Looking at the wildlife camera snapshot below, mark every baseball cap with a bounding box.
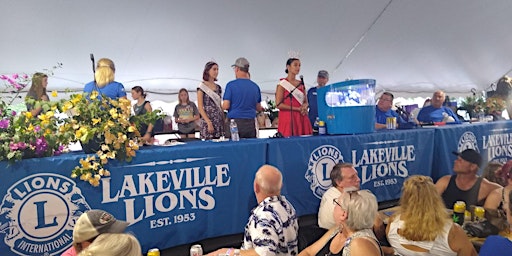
[452,149,482,167]
[317,70,329,79]
[231,57,250,72]
[73,210,129,243]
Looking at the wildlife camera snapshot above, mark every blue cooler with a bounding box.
[317,79,376,134]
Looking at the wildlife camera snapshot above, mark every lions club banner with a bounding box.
[0,141,265,255]
[267,129,435,216]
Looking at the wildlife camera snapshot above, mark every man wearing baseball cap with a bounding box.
[307,70,329,128]
[61,209,129,256]
[435,149,502,209]
[222,57,263,138]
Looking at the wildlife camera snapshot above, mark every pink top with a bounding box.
[61,246,77,256]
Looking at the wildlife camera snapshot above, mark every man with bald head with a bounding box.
[417,90,461,124]
[209,165,298,256]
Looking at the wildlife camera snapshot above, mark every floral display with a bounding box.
[0,72,68,162]
[58,91,162,186]
[0,66,162,187]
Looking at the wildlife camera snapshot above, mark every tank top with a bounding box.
[387,215,456,256]
[442,176,482,208]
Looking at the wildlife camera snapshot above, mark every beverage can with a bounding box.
[147,248,160,256]
[452,201,466,225]
[318,121,326,135]
[386,117,397,129]
[474,206,485,221]
[190,244,203,256]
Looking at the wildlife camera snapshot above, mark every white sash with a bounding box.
[198,82,222,111]
[279,79,304,104]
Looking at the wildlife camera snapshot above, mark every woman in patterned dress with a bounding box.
[197,61,225,140]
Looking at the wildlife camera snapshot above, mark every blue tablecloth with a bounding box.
[267,129,434,216]
[432,121,512,180]
[0,121,511,255]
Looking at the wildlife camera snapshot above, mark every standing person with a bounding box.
[374,92,406,129]
[173,88,200,139]
[222,57,263,138]
[417,90,460,124]
[386,175,477,256]
[25,72,49,116]
[307,70,329,126]
[131,86,154,144]
[435,149,502,208]
[208,165,299,255]
[60,209,129,256]
[276,58,312,137]
[197,61,225,140]
[84,58,127,100]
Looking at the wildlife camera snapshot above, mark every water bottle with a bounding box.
[318,120,326,135]
[230,119,240,141]
[313,117,319,135]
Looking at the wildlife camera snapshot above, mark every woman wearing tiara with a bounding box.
[197,61,225,140]
[275,58,312,137]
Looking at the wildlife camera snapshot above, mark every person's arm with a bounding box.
[483,188,502,209]
[298,227,335,256]
[222,100,231,111]
[434,176,450,195]
[142,102,154,141]
[447,223,478,256]
[191,102,200,121]
[197,90,211,123]
[375,123,387,129]
[30,94,49,116]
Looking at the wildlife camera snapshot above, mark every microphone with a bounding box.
[300,75,304,86]
[90,53,95,73]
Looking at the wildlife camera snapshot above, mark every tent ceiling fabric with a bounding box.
[2,0,512,100]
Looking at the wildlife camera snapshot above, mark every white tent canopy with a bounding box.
[2,0,512,103]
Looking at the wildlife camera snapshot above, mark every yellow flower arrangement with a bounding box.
[59,91,161,186]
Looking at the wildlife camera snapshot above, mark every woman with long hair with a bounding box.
[484,160,512,231]
[386,175,476,256]
[299,189,382,256]
[173,88,199,138]
[131,86,154,144]
[275,58,312,137]
[480,190,512,255]
[83,58,127,100]
[197,61,224,140]
[25,72,49,116]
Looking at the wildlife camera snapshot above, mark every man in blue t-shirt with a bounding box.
[417,90,461,124]
[223,57,263,138]
[307,70,329,128]
[375,92,406,129]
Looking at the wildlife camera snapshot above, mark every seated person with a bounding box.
[484,160,512,231]
[387,175,477,256]
[299,189,382,256]
[317,163,389,253]
[61,209,129,256]
[78,233,142,256]
[480,190,512,255]
[208,165,298,255]
[374,92,406,129]
[435,149,502,209]
[417,90,461,123]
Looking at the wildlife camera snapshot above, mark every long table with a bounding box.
[0,121,510,255]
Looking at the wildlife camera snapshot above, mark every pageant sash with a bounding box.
[198,82,222,111]
[279,79,304,104]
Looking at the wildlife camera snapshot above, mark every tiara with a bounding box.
[288,50,301,59]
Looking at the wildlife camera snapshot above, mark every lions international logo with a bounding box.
[305,145,344,199]
[0,173,91,255]
[458,131,479,152]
